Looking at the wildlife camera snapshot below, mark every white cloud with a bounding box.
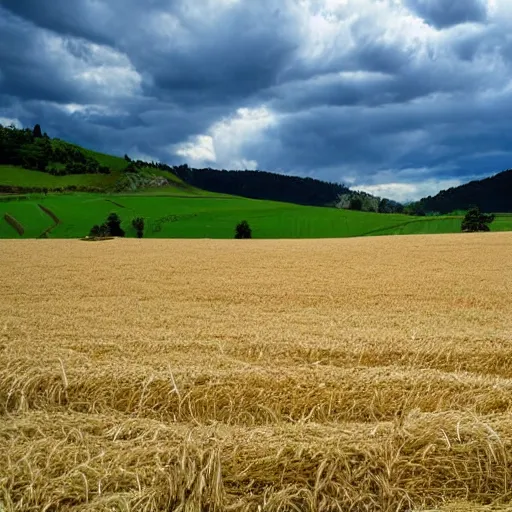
[175,135,216,164]
[173,106,276,169]
[355,178,462,202]
[56,103,126,117]
[0,117,22,128]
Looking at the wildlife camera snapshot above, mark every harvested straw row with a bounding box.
[2,360,512,424]
[1,410,511,511]
[3,329,512,381]
[224,338,512,379]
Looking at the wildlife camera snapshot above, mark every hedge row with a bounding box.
[4,213,24,236]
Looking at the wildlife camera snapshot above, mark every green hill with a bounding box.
[0,123,202,196]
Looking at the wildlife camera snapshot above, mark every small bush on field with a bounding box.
[132,217,145,238]
[235,220,252,239]
[89,224,109,237]
[461,207,495,232]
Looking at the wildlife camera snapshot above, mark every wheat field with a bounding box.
[1,234,512,511]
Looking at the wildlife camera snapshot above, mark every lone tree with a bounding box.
[461,207,495,232]
[106,213,125,237]
[132,217,145,238]
[235,220,252,239]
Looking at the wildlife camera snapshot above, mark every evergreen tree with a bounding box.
[33,124,43,139]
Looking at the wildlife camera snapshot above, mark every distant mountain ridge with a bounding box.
[416,169,512,214]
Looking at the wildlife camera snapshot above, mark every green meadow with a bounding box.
[2,190,511,239]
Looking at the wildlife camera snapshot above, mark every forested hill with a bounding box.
[0,123,352,206]
[172,166,350,207]
[416,169,512,214]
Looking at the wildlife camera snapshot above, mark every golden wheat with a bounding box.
[1,234,511,511]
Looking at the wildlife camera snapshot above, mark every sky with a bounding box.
[0,0,511,202]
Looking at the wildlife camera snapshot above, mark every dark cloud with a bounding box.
[0,9,78,103]
[404,0,488,29]
[0,0,123,46]
[0,0,510,201]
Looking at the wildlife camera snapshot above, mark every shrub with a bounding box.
[89,225,101,237]
[89,223,110,238]
[235,220,252,239]
[132,217,145,238]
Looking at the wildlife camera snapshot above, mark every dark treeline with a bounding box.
[174,167,351,207]
[0,124,109,175]
[0,124,52,170]
[127,156,350,207]
[415,169,512,214]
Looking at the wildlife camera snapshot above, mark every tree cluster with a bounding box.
[461,207,495,232]
[337,191,404,214]
[89,213,126,238]
[49,142,110,175]
[0,123,110,175]
[89,214,146,238]
[0,124,52,170]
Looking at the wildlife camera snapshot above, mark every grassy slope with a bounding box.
[3,192,511,239]
[0,163,206,194]
[0,165,117,188]
[1,142,199,192]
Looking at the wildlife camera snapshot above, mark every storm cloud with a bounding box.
[0,0,510,201]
